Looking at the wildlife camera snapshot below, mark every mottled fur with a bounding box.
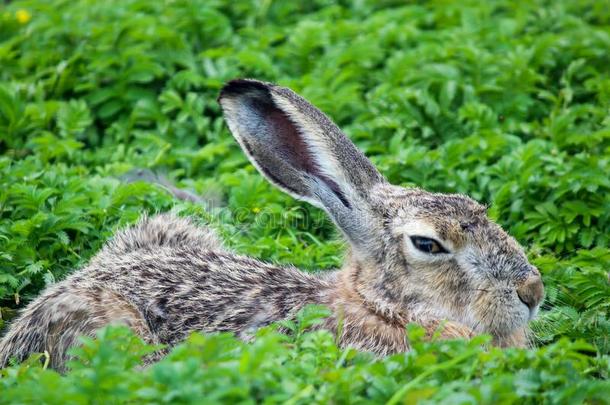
[0,80,543,371]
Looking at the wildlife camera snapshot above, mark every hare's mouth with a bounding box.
[469,288,533,339]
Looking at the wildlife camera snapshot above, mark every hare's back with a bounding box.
[77,245,332,344]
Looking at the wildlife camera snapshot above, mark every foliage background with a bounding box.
[0,0,608,403]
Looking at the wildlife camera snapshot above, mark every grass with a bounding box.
[0,0,609,403]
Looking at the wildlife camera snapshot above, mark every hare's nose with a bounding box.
[516,271,544,311]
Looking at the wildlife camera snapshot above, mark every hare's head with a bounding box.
[219,79,543,345]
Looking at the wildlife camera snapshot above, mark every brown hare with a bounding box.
[0,79,544,371]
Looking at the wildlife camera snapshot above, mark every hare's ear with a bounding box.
[219,79,385,245]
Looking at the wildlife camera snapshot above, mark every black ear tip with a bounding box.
[218,79,272,102]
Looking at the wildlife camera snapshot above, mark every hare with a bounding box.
[0,79,544,371]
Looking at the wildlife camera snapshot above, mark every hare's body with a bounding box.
[1,80,543,371]
[0,216,325,370]
[0,215,446,370]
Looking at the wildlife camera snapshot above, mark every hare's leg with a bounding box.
[0,287,157,372]
[45,287,160,371]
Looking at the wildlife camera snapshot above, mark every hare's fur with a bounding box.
[0,80,542,371]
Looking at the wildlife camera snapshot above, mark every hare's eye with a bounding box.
[410,236,448,254]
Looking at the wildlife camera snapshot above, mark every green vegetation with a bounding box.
[0,0,608,403]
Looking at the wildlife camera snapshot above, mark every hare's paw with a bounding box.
[421,319,475,341]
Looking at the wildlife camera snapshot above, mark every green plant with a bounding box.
[0,0,608,402]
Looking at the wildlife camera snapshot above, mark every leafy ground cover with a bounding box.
[0,0,608,403]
